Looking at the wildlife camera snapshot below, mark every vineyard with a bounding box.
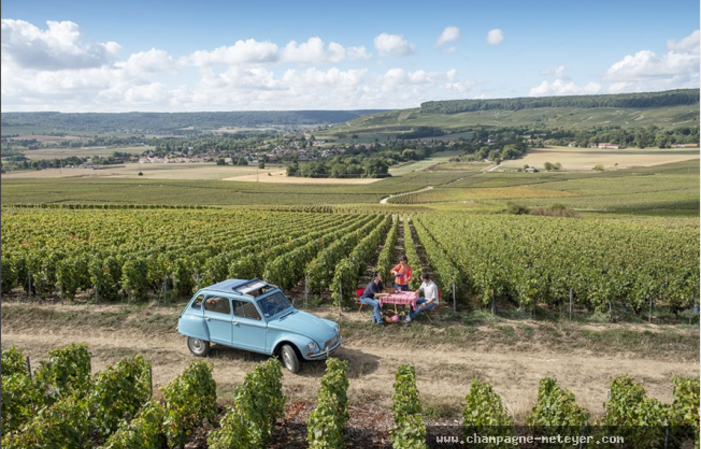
[412,213,700,316]
[2,207,698,320]
[2,346,698,448]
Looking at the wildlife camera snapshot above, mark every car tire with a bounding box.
[187,337,210,357]
[280,344,300,374]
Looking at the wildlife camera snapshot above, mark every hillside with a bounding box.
[0,110,387,135]
[316,89,700,142]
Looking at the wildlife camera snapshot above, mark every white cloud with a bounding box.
[486,29,504,45]
[1,18,480,111]
[442,47,456,54]
[374,33,416,57]
[528,80,601,96]
[541,65,570,80]
[117,48,176,76]
[1,19,121,70]
[184,39,279,66]
[436,26,460,46]
[604,30,699,92]
[666,30,700,53]
[281,37,369,63]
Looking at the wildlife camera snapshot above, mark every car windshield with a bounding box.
[257,291,292,318]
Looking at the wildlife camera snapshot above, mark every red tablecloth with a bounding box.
[379,291,418,309]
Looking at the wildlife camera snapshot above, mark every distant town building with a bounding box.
[598,143,622,149]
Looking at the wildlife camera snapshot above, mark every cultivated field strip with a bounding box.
[414,213,699,314]
[0,208,380,301]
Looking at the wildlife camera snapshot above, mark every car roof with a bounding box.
[203,279,249,294]
[202,278,276,296]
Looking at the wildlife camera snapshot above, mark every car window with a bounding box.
[257,291,291,317]
[233,300,262,320]
[204,296,231,315]
[191,294,205,310]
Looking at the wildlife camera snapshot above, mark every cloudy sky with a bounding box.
[1,0,699,112]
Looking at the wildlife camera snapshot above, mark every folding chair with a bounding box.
[424,291,442,324]
[355,289,366,312]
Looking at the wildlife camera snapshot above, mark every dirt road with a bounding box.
[3,303,697,421]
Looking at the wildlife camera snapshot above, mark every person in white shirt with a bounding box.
[405,272,439,322]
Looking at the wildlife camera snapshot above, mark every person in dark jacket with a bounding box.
[360,271,388,324]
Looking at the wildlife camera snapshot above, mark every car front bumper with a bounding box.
[306,335,342,359]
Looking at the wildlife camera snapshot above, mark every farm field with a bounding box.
[496,146,699,171]
[21,145,152,160]
[224,169,381,184]
[0,162,285,180]
[388,150,461,176]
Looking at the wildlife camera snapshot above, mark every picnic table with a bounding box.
[379,290,418,311]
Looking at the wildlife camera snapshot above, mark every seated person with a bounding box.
[390,255,413,291]
[360,271,388,325]
[405,272,438,323]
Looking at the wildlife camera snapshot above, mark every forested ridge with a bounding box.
[0,110,387,133]
[421,89,700,114]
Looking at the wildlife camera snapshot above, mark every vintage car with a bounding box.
[177,278,341,373]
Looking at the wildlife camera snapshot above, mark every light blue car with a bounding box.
[177,278,342,373]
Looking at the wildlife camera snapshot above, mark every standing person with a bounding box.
[390,255,413,291]
[360,271,389,325]
[405,272,438,323]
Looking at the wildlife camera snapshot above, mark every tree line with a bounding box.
[420,89,700,114]
[0,110,387,134]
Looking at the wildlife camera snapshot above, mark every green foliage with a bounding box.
[669,378,700,443]
[330,215,391,306]
[597,376,670,447]
[307,358,350,449]
[412,216,461,293]
[89,255,123,301]
[1,254,18,294]
[120,258,148,299]
[526,378,590,427]
[1,397,91,449]
[391,365,427,449]
[402,216,422,290]
[375,216,399,284]
[414,213,699,314]
[1,346,28,377]
[305,215,384,293]
[35,343,92,404]
[171,258,195,296]
[99,402,165,449]
[462,380,513,432]
[161,360,217,448]
[1,374,44,437]
[208,358,285,449]
[89,355,152,439]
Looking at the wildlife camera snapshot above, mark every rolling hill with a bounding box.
[316,89,700,142]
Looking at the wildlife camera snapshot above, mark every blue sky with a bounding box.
[1,0,699,111]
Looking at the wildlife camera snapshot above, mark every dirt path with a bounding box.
[380,186,433,204]
[3,317,696,421]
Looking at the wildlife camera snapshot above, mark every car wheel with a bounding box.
[280,344,300,374]
[187,337,210,357]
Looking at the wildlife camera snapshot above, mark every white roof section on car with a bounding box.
[237,281,267,294]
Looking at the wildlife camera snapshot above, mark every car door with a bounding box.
[232,299,267,353]
[203,295,233,346]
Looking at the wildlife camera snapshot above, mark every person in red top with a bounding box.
[390,255,413,291]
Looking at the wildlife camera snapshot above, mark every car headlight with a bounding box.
[307,342,316,351]
[334,325,340,334]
